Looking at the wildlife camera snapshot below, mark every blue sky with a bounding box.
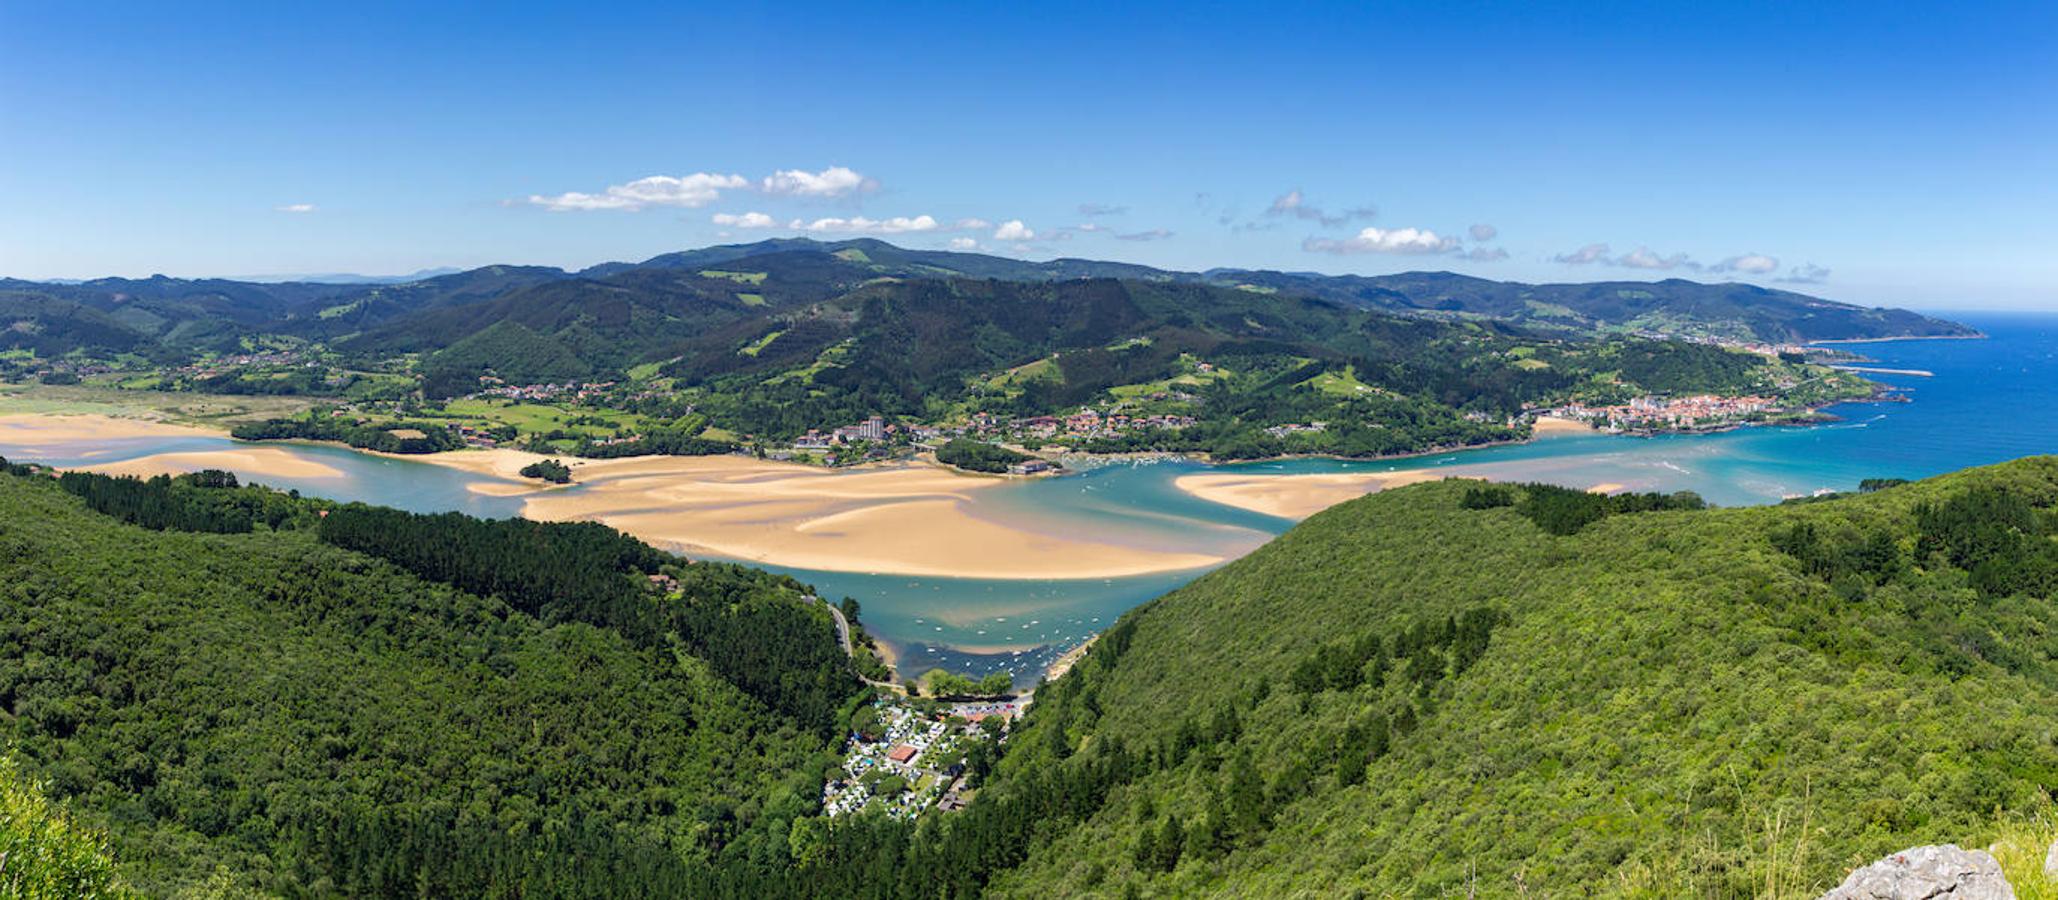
[2,1,2053,308]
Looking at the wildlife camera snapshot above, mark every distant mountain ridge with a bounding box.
[0,238,1976,363]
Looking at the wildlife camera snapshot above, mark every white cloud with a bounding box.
[1265,189,1375,227]
[1461,246,1509,262]
[1554,243,1611,265]
[529,173,747,211]
[952,217,991,231]
[759,166,877,199]
[1777,263,1832,284]
[1614,246,1699,271]
[948,237,980,250]
[275,203,316,214]
[1077,203,1128,217]
[1116,229,1174,242]
[791,214,940,234]
[1303,226,1460,255]
[993,220,1035,241]
[1468,223,1497,241]
[711,211,780,229]
[1712,253,1780,274]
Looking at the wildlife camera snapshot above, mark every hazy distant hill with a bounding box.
[0,239,1976,363]
[1204,268,1978,343]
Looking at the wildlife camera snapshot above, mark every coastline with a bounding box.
[1808,332,1987,346]
[0,415,1231,581]
[0,398,1864,575]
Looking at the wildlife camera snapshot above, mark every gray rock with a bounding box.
[2044,838,2058,881]
[1821,844,2014,899]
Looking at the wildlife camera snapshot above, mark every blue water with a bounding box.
[7,312,2055,683]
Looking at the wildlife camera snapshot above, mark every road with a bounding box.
[812,595,902,692]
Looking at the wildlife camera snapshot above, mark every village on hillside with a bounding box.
[823,695,1020,820]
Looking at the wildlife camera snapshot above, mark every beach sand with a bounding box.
[402,449,1228,579]
[0,414,1229,579]
[0,413,216,446]
[84,448,347,480]
[1531,415,1596,434]
[1173,470,1448,520]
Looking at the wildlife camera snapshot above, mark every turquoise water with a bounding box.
[7,312,2055,683]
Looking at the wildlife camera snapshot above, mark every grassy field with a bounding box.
[1306,364,1385,397]
[433,399,648,435]
[740,330,785,357]
[980,356,1058,391]
[0,383,318,427]
[698,269,767,285]
[1105,355,1232,401]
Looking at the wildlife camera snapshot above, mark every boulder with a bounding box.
[1821,844,2013,899]
[2044,837,2058,881]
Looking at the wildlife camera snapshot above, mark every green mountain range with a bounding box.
[1,239,1976,369]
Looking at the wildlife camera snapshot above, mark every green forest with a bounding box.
[14,454,2058,895]
[0,466,862,896]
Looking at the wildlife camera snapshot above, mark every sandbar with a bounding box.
[1174,470,1447,520]
[84,448,347,481]
[0,415,1230,579]
[405,448,1229,579]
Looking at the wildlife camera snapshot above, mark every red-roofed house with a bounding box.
[887,745,917,764]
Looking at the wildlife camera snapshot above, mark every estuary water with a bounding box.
[6,312,2055,684]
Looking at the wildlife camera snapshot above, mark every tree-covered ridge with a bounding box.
[0,471,860,896]
[931,460,2058,896]
[0,239,1972,371]
[57,468,313,533]
[228,415,465,453]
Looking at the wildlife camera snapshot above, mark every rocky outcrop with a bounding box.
[1821,844,2014,899]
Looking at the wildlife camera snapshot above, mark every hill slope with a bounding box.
[880,459,2058,897]
[1207,269,1980,343]
[0,469,859,896]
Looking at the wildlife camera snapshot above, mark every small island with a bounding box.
[518,458,573,484]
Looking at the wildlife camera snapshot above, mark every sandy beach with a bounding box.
[83,448,347,480]
[0,415,1229,579]
[1531,415,1596,434]
[391,448,1231,579]
[1173,470,1449,519]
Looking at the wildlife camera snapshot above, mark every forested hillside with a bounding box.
[0,468,861,896]
[661,274,1858,454]
[922,459,2058,896]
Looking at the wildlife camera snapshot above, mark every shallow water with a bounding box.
[7,312,2054,683]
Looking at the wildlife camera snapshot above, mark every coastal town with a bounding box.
[1542,394,1782,432]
